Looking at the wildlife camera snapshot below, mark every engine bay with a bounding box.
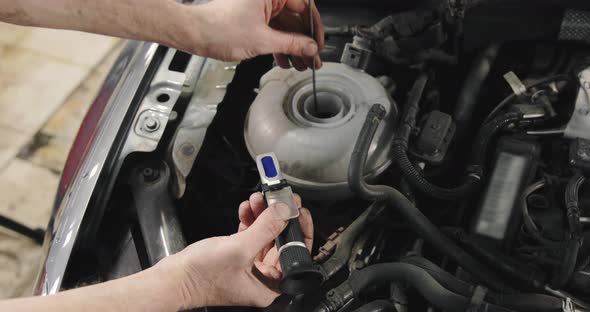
[58,1,590,311]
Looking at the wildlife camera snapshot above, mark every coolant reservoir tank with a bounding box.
[244,62,397,200]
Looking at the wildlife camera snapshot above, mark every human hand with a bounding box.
[177,0,324,70]
[156,192,314,309]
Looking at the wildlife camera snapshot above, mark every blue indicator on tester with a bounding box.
[261,156,278,178]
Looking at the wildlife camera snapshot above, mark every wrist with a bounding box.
[152,254,208,310]
[163,2,208,55]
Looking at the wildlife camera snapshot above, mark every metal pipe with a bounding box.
[130,162,187,265]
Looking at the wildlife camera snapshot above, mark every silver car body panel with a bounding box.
[35,41,159,295]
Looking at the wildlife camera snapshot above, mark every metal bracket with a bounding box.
[565,68,590,140]
[169,59,238,198]
[121,49,202,157]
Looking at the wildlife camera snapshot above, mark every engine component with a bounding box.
[393,72,481,200]
[472,137,540,247]
[559,10,590,44]
[453,45,500,140]
[129,162,187,266]
[565,67,590,140]
[314,263,509,312]
[352,300,395,312]
[256,153,323,295]
[319,202,383,279]
[341,36,376,71]
[349,104,506,290]
[569,138,590,171]
[553,172,586,288]
[409,110,455,164]
[244,62,397,200]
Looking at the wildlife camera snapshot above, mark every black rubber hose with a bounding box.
[352,300,396,312]
[454,44,501,138]
[471,111,523,167]
[393,72,482,200]
[444,227,546,290]
[0,214,44,245]
[349,104,507,291]
[402,256,563,312]
[552,173,586,288]
[393,145,481,199]
[394,72,429,146]
[315,263,510,312]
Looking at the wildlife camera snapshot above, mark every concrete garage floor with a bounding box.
[0,22,121,299]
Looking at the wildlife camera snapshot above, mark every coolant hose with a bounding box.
[393,72,481,200]
[454,44,501,139]
[552,173,586,288]
[349,104,507,291]
[401,256,563,312]
[314,263,510,312]
[352,300,396,312]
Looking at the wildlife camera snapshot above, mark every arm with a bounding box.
[0,193,314,311]
[0,0,324,69]
[0,266,185,312]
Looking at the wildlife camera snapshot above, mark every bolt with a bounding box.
[142,167,160,182]
[578,107,590,116]
[144,117,160,132]
[181,143,196,156]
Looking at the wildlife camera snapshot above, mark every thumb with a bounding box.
[237,204,288,258]
[263,28,318,58]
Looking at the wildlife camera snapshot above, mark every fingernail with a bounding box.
[303,42,318,57]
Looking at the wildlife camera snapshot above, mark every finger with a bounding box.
[238,222,248,232]
[258,241,275,262]
[274,53,291,68]
[290,56,307,71]
[263,247,281,269]
[293,193,302,208]
[237,205,288,259]
[291,0,324,50]
[262,28,318,58]
[299,207,314,251]
[314,54,323,69]
[311,3,325,49]
[238,200,255,228]
[253,261,282,291]
[249,192,266,219]
[254,261,283,281]
[285,0,307,13]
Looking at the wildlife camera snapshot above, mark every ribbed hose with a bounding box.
[552,173,586,288]
[352,300,396,312]
[393,145,481,199]
[349,104,507,291]
[394,72,482,200]
[471,111,523,167]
